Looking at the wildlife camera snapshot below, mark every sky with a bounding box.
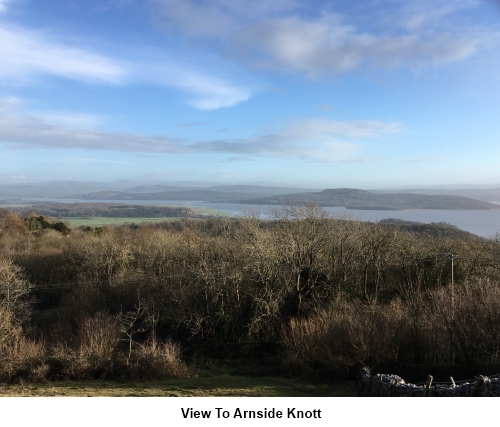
[0,0,500,189]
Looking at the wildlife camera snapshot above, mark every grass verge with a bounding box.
[0,370,356,397]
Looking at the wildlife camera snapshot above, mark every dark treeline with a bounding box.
[1,205,500,382]
[11,202,195,219]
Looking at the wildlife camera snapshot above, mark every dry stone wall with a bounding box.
[357,367,500,397]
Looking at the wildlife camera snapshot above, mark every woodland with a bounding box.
[11,203,195,219]
[1,204,500,383]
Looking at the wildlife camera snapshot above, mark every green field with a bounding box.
[0,371,355,397]
[61,207,230,227]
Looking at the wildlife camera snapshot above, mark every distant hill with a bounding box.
[0,181,313,200]
[122,184,312,196]
[122,185,202,193]
[0,181,126,198]
[70,185,315,201]
[380,188,500,203]
[3,181,498,211]
[238,188,500,210]
[69,189,266,201]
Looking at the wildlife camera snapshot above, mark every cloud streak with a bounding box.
[0,25,128,84]
[289,117,403,138]
[0,23,253,109]
[146,65,252,110]
[0,111,401,162]
[0,115,188,153]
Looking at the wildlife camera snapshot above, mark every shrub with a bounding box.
[129,335,188,379]
[0,336,47,382]
[281,300,406,370]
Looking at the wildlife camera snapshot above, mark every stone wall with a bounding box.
[356,367,500,397]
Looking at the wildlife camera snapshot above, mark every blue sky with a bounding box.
[1,0,500,188]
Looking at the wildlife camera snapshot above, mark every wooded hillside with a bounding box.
[1,205,500,383]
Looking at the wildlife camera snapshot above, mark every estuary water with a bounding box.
[14,198,500,238]
[204,202,500,238]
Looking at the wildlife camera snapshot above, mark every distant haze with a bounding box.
[2,180,500,205]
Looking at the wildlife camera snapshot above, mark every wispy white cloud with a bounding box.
[0,111,401,162]
[164,69,251,110]
[394,0,480,31]
[0,96,21,109]
[151,0,298,38]
[0,0,11,13]
[234,15,479,76]
[0,25,128,84]
[151,0,492,77]
[289,117,403,139]
[143,62,253,110]
[52,157,129,165]
[30,111,105,128]
[152,0,236,38]
[0,23,253,109]
[220,156,256,162]
[303,141,362,163]
[0,115,188,153]
[184,77,251,110]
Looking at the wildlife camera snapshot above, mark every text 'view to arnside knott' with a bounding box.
[181,408,322,419]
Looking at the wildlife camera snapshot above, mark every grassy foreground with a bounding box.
[0,370,356,397]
